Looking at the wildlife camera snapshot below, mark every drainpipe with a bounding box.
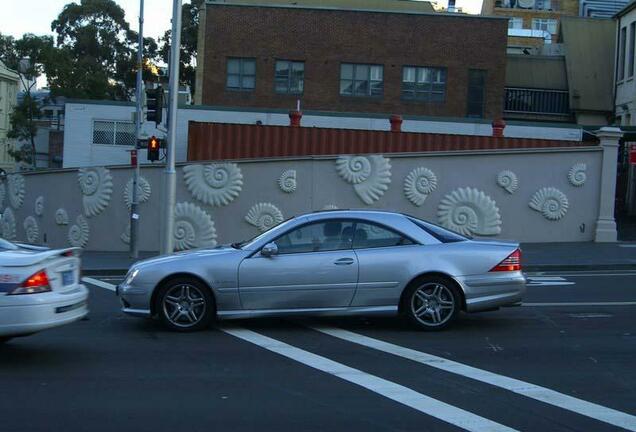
[492,118,506,137]
[390,115,403,132]
[289,110,302,127]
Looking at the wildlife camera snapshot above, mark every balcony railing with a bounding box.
[504,87,570,116]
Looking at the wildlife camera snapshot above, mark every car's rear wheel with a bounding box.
[403,277,461,331]
[155,278,214,332]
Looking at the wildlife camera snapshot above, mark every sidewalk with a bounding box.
[80,242,636,275]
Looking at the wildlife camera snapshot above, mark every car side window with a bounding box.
[275,220,355,254]
[352,222,414,249]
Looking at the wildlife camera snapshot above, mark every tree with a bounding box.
[159,0,204,98]
[47,0,159,100]
[0,33,54,167]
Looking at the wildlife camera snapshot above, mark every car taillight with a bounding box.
[9,270,52,295]
[490,249,521,272]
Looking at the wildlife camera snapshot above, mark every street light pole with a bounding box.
[130,0,144,259]
[160,0,182,255]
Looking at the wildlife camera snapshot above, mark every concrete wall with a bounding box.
[63,101,584,168]
[4,145,607,252]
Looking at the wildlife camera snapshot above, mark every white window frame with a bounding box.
[532,18,558,34]
[92,120,136,147]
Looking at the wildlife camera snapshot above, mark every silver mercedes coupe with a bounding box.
[117,210,526,331]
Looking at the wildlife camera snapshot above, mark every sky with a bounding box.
[1,0,483,41]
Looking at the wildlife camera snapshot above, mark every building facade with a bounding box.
[0,60,19,172]
[195,1,508,120]
[615,1,636,127]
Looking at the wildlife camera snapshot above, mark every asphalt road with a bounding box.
[1,271,635,432]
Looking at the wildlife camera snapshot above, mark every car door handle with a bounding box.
[334,258,355,265]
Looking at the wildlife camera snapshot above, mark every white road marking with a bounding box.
[82,277,116,292]
[526,272,636,277]
[568,313,613,318]
[220,326,517,432]
[526,277,575,287]
[522,302,636,307]
[311,326,636,432]
[618,244,636,248]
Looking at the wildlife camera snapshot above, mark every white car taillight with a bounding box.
[9,270,52,295]
[490,249,521,272]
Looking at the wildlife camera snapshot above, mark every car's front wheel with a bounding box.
[403,277,461,331]
[155,278,215,332]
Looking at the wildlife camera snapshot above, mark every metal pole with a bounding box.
[130,0,144,259]
[160,0,182,254]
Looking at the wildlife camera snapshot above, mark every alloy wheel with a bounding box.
[162,284,207,328]
[410,282,455,327]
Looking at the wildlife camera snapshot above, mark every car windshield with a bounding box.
[406,216,469,243]
[0,238,19,250]
[235,217,299,249]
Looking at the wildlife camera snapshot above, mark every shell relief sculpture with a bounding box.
[496,170,519,194]
[8,174,25,209]
[174,202,217,251]
[24,216,39,243]
[336,155,391,205]
[278,170,297,193]
[0,182,6,209]
[437,187,502,236]
[2,208,16,240]
[245,203,284,233]
[78,167,113,217]
[124,176,152,209]
[568,163,587,187]
[404,167,437,206]
[68,215,90,248]
[55,208,69,225]
[183,163,243,207]
[529,187,569,221]
[35,196,44,216]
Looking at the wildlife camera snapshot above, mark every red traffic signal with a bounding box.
[147,136,160,161]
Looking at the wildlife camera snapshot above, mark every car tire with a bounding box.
[402,276,461,331]
[155,277,215,332]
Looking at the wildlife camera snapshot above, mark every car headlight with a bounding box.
[124,268,139,285]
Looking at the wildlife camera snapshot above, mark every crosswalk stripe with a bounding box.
[220,326,518,432]
[311,326,636,432]
[82,277,116,292]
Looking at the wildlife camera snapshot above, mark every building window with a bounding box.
[508,17,523,29]
[619,27,627,81]
[92,120,136,146]
[401,66,446,102]
[340,63,383,97]
[629,23,635,79]
[467,69,487,118]
[275,60,304,94]
[532,18,558,34]
[226,58,256,91]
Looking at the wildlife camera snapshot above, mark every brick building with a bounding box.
[195,0,509,119]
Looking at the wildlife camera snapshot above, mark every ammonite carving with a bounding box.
[438,187,502,236]
[245,203,284,233]
[78,167,113,217]
[183,163,243,207]
[404,167,438,206]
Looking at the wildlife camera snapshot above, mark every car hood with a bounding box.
[0,247,79,267]
[133,245,243,269]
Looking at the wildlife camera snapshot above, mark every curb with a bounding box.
[83,269,129,276]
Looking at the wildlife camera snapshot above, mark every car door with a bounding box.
[238,220,358,310]
[350,221,419,307]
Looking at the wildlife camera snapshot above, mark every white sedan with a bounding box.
[0,239,89,343]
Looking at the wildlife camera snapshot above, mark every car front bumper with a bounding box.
[117,282,152,318]
[457,272,527,312]
[0,284,89,337]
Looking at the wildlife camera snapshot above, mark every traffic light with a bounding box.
[145,86,163,124]
[147,136,160,161]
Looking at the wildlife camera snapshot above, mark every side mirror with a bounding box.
[261,242,278,257]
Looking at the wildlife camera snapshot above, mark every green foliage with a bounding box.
[159,0,204,96]
[47,0,159,100]
[7,94,41,165]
